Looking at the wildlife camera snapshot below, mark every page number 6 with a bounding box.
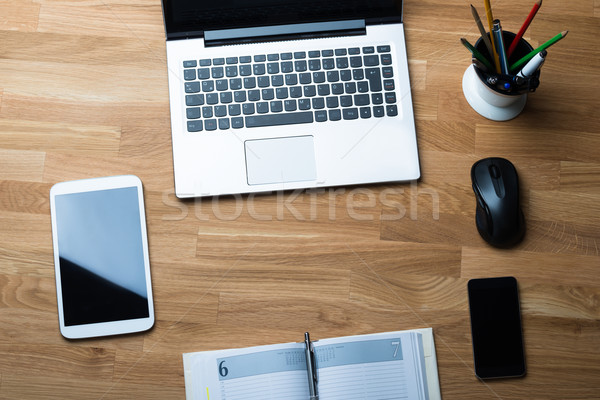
[219,361,229,377]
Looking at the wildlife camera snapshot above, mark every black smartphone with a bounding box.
[467,276,526,379]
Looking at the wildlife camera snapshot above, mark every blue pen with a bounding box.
[492,19,509,74]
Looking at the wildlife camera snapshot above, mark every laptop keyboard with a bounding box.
[182,46,398,132]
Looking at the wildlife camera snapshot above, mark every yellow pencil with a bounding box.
[483,0,501,73]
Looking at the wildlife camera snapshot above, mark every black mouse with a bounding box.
[471,157,525,248]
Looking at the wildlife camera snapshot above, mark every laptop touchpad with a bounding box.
[245,135,317,185]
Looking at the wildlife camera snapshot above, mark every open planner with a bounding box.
[183,328,441,400]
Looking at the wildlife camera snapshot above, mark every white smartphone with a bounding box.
[50,175,154,339]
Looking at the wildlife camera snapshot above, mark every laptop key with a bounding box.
[267,63,279,74]
[290,86,302,98]
[228,104,241,116]
[353,68,364,80]
[230,78,242,90]
[187,120,203,132]
[331,83,344,95]
[340,95,353,107]
[373,106,385,117]
[267,53,279,61]
[317,84,330,96]
[205,119,217,131]
[212,67,224,78]
[216,79,228,91]
[281,61,293,73]
[186,107,201,119]
[276,87,288,99]
[360,107,372,119]
[198,68,210,80]
[315,110,328,122]
[381,54,392,65]
[242,103,255,115]
[185,81,201,93]
[340,70,352,82]
[213,58,225,65]
[254,55,266,62]
[240,56,252,63]
[256,102,269,113]
[225,66,238,77]
[183,60,197,68]
[382,66,394,78]
[350,56,362,68]
[354,94,370,106]
[248,90,260,101]
[312,72,325,83]
[322,58,335,70]
[226,57,238,64]
[386,105,398,116]
[365,68,382,91]
[384,79,395,91]
[245,111,313,128]
[336,57,349,69]
[299,73,311,85]
[218,118,230,130]
[186,94,204,106]
[343,108,359,120]
[243,77,256,89]
[303,85,316,97]
[184,69,196,81]
[199,59,211,66]
[219,92,232,104]
[271,75,284,87]
[329,109,342,121]
[372,93,383,105]
[385,92,397,104]
[294,51,306,59]
[214,105,227,117]
[280,52,293,60]
[261,88,274,100]
[322,50,334,57]
[253,64,266,75]
[206,93,218,105]
[239,65,252,76]
[270,101,283,113]
[377,45,391,53]
[294,60,307,72]
[312,98,325,109]
[344,82,356,94]
[285,74,298,85]
[202,106,213,118]
[298,99,311,110]
[363,55,379,66]
[308,50,320,58]
[234,91,247,103]
[284,99,297,111]
[334,48,347,56]
[357,81,369,93]
[348,47,360,55]
[231,117,244,128]
[202,81,215,92]
[326,71,339,83]
[258,76,270,88]
[363,46,375,54]
[326,96,339,108]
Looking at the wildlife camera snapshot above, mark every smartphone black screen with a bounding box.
[468,276,526,379]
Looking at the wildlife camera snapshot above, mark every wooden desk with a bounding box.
[1,0,598,398]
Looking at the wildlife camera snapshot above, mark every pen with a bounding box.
[516,50,546,79]
[507,0,543,58]
[483,0,501,73]
[472,57,490,73]
[492,19,509,74]
[460,38,494,71]
[304,332,319,400]
[510,30,567,72]
[470,5,494,59]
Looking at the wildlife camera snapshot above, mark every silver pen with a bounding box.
[492,19,509,74]
[304,332,319,400]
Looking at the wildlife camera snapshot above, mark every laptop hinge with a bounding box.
[204,19,366,47]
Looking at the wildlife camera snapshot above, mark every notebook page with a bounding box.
[314,331,428,400]
[183,342,309,400]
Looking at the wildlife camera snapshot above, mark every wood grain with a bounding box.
[1,0,599,399]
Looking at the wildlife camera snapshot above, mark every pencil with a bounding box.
[470,5,494,58]
[483,0,501,73]
[507,0,543,58]
[461,38,494,71]
[510,30,568,72]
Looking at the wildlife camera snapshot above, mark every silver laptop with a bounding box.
[161,0,420,198]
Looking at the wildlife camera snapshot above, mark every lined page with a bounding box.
[314,332,428,400]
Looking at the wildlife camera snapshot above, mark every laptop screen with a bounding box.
[163,0,403,40]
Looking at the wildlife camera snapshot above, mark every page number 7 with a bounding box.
[391,341,400,358]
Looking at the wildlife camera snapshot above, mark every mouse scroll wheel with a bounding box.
[489,165,502,179]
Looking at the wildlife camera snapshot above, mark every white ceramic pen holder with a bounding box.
[462,31,540,121]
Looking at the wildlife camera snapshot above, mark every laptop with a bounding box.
[161,0,420,198]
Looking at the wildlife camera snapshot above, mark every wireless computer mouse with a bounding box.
[471,157,525,248]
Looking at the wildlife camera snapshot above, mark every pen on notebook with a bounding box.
[492,19,509,74]
[516,50,547,79]
[304,332,319,400]
[483,0,501,73]
[461,38,494,71]
[510,30,567,72]
[507,0,543,58]
[470,5,494,58]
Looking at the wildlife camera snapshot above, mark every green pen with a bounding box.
[460,38,494,71]
[510,30,568,72]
